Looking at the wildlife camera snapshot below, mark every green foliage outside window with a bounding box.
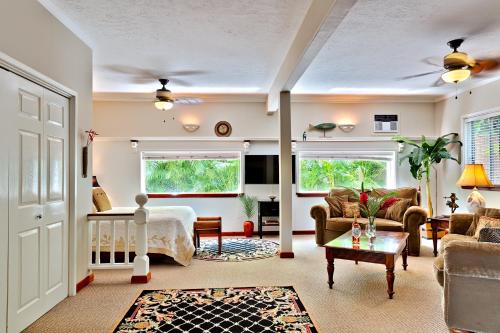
[299,159,387,192]
[145,159,240,193]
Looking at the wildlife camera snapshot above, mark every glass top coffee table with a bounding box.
[324,230,409,299]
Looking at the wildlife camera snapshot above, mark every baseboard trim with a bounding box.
[131,271,152,284]
[293,230,316,235]
[76,272,94,293]
[279,252,295,258]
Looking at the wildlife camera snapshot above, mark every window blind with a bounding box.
[464,112,500,185]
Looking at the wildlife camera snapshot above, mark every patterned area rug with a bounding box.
[113,286,318,333]
[194,238,279,262]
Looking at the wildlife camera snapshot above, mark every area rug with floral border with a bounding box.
[194,238,279,262]
[113,286,319,333]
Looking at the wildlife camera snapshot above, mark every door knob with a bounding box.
[35,214,42,219]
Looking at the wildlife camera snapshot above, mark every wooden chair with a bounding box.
[193,216,222,255]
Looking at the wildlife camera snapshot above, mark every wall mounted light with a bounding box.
[243,140,251,153]
[338,124,356,133]
[182,124,200,132]
[291,140,297,153]
[397,142,405,153]
[130,139,139,152]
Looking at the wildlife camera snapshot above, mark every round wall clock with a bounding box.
[214,121,232,137]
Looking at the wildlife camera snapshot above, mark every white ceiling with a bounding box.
[293,0,500,95]
[44,0,311,93]
[43,0,500,96]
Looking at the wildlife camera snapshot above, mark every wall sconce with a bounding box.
[183,124,200,132]
[130,139,139,152]
[243,140,251,153]
[291,140,297,153]
[338,124,355,133]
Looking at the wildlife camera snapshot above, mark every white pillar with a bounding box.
[279,91,294,258]
[131,193,151,283]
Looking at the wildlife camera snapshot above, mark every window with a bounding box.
[142,151,242,195]
[298,151,396,193]
[464,110,500,185]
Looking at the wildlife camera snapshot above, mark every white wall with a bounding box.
[435,79,500,215]
[0,0,93,284]
[93,99,436,232]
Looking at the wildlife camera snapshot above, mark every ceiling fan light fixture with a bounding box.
[154,98,174,111]
[441,68,471,83]
[154,78,175,111]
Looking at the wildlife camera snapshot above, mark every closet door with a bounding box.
[7,75,69,333]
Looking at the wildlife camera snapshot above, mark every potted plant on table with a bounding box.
[392,133,462,217]
[239,194,257,238]
[351,189,398,242]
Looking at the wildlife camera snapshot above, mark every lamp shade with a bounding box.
[92,176,100,188]
[456,164,493,187]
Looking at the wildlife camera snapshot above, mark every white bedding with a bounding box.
[92,206,197,266]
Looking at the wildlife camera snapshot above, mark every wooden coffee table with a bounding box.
[325,231,409,299]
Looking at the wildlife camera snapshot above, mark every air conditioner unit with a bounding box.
[373,114,399,133]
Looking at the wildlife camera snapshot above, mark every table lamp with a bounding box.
[456,164,493,213]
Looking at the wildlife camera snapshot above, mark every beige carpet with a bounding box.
[24,235,447,333]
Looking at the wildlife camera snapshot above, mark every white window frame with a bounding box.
[140,151,243,194]
[296,150,397,193]
[462,107,500,185]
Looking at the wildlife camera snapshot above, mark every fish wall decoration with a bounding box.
[308,123,336,137]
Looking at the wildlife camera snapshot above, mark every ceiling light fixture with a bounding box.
[441,68,471,84]
[155,79,175,111]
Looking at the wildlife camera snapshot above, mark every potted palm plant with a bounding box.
[239,194,257,237]
[393,133,462,217]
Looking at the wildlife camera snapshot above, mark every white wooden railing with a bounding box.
[87,194,149,277]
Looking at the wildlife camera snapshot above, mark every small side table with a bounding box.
[429,216,450,257]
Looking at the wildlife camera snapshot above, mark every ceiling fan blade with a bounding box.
[398,70,443,80]
[174,97,203,105]
[168,78,193,87]
[165,70,208,77]
[431,77,445,87]
[421,57,442,68]
[471,58,500,74]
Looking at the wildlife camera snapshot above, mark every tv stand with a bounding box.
[258,201,279,239]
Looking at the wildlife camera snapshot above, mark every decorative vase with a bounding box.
[243,221,254,238]
[366,216,376,243]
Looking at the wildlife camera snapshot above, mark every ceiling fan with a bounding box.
[154,78,203,111]
[400,38,499,85]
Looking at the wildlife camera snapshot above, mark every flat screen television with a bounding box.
[245,155,296,184]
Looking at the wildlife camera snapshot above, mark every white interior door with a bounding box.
[6,73,69,333]
[0,69,13,333]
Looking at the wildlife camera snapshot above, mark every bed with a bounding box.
[88,206,197,266]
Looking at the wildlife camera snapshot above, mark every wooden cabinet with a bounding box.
[258,201,279,238]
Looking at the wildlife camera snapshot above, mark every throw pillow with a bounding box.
[342,202,360,218]
[466,207,500,236]
[473,216,500,239]
[92,187,112,212]
[478,227,500,243]
[325,195,348,217]
[385,198,412,222]
[373,187,418,206]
